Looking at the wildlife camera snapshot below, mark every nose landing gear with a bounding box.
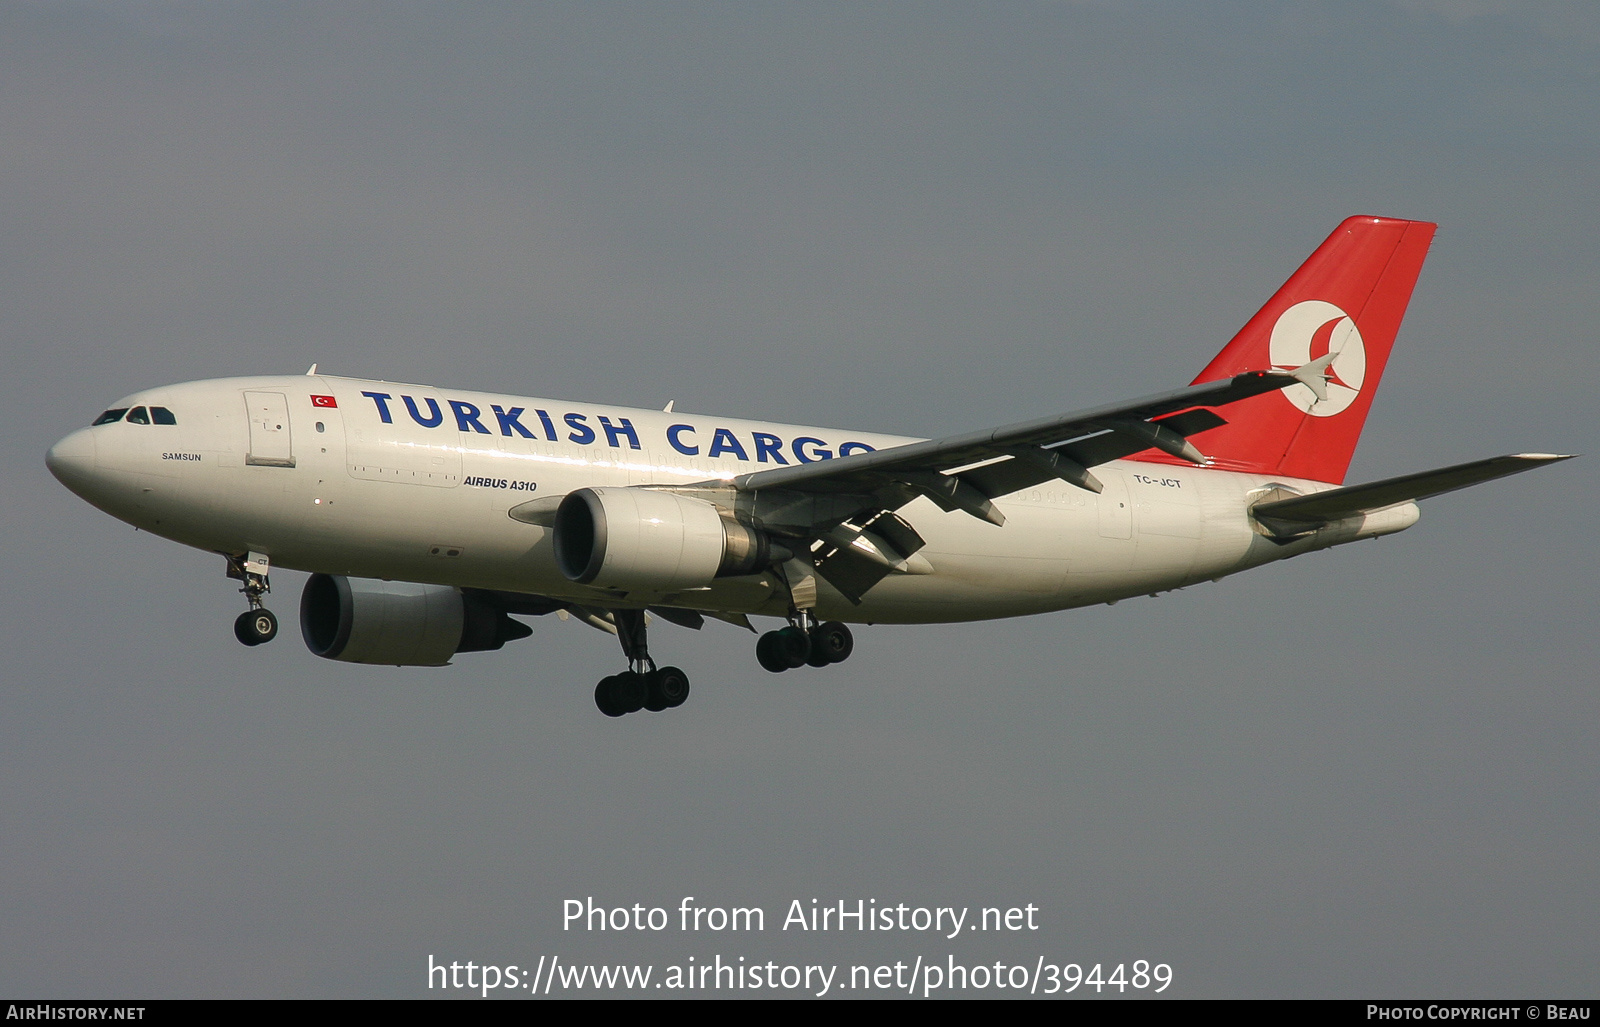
[226,552,278,646]
[234,608,279,646]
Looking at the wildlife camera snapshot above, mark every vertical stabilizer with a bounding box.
[1137,216,1436,484]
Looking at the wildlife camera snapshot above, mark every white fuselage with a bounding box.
[47,374,1418,623]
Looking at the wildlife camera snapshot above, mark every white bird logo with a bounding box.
[1269,300,1366,416]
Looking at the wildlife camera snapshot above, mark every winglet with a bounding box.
[1287,352,1336,403]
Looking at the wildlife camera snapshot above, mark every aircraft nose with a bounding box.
[46,427,98,495]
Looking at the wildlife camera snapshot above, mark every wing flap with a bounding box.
[1056,407,1227,470]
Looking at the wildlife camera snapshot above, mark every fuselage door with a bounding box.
[244,391,296,467]
[1097,470,1132,539]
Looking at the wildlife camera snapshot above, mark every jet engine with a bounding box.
[552,487,771,592]
[300,574,533,666]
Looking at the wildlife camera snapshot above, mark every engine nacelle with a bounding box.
[552,487,769,592]
[300,574,533,666]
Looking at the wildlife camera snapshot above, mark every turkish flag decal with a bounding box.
[311,395,338,408]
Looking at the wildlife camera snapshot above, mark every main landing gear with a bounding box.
[227,552,279,646]
[756,614,854,673]
[594,608,691,717]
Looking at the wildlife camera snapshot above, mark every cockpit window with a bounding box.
[126,406,150,425]
[91,408,128,425]
[151,406,177,425]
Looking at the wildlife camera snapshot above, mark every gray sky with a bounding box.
[3,0,1596,998]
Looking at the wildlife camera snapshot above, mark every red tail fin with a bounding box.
[1142,216,1436,484]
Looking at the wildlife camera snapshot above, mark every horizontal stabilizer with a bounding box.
[1253,453,1573,527]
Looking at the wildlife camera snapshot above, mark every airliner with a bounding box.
[45,217,1567,717]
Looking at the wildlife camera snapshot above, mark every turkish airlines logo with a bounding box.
[1268,300,1365,416]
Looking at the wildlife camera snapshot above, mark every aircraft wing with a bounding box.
[714,365,1330,603]
[1251,453,1573,534]
[731,366,1321,526]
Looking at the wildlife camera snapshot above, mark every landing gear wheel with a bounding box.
[595,675,627,717]
[234,609,278,646]
[756,632,791,673]
[643,673,669,712]
[774,625,811,668]
[612,671,647,714]
[650,666,691,710]
[810,621,854,664]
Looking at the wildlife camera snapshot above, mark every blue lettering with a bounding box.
[403,395,444,428]
[752,431,789,465]
[450,400,491,434]
[534,409,558,441]
[361,391,394,424]
[708,428,749,461]
[838,441,876,457]
[792,436,831,463]
[667,424,699,456]
[491,405,536,439]
[564,412,596,446]
[598,415,640,450]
